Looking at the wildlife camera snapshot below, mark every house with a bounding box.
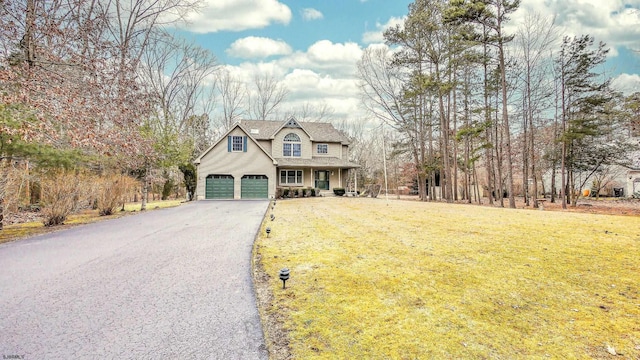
[194,118,360,199]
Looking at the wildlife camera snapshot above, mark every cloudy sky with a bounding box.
[175,0,640,122]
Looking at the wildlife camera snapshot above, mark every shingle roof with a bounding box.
[239,119,350,144]
[276,157,360,168]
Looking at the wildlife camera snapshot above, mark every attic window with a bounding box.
[250,129,259,135]
[285,118,301,128]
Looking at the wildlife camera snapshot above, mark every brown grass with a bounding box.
[255,197,640,359]
[0,199,183,244]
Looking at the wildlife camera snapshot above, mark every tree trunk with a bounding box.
[494,89,504,207]
[452,69,459,202]
[141,165,149,211]
[483,39,494,205]
[522,95,530,206]
[530,101,538,208]
[0,198,4,231]
[436,63,452,203]
[498,35,516,209]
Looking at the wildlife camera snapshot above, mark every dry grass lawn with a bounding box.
[255,197,640,359]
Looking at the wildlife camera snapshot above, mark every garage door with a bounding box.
[205,175,234,199]
[241,175,268,199]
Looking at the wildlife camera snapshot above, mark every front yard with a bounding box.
[255,197,640,359]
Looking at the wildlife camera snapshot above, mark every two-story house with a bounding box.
[194,118,360,199]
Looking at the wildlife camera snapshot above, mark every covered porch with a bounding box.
[276,157,360,195]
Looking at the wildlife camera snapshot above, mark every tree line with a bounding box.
[356,0,640,208]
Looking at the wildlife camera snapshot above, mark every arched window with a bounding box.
[283,133,301,157]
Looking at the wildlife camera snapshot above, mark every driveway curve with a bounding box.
[0,201,269,359]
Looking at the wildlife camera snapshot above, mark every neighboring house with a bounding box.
[194,118,360,199]
[624,139,640,197]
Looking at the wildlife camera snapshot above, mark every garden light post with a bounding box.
[279,268,289,289]
[266,227,271,237]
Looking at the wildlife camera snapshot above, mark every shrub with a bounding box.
[96,175,136,216]
[179,163,197,201]
[0,164,23,229]
[161,178,174,200]
[40,171,88,226]
[333,187,345,196]
[283,188,290,198]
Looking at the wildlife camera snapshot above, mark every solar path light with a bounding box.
[279,268,290,289]
[266,227,271,237]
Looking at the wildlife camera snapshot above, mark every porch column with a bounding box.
[338,168,342,187]
[310,167,314,189]
[354,168,358,193]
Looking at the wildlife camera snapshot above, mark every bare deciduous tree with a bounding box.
[217,69,247,130]
[288,102,336,122]
[249,73,289,120]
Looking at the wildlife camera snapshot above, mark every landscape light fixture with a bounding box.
[279,268,290,289]
[270,214,275,221]
[266,227,271,237]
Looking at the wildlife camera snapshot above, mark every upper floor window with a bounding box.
[228,135,246,152]
[232,136,244,152]
[283,133,301,157]
[317,144,328,154]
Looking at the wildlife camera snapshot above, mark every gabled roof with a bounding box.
[193,123,276,165]
[240,118,351,144]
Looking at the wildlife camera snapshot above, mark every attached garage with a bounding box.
[205,175,234,199]
[241,175,269,199]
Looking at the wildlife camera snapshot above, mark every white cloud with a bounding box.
[362,16,405,44]
[273,40,364,77]
[307,40,363,65]
[611,73,640,95]
[182,0,291,33]
[509,0,640,55]
[218,39,368,122]
[302,8,323,21]
[226,37,292,58]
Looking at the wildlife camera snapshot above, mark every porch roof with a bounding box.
[276,157,360,169]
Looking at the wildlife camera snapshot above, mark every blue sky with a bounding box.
[174,0,640,122]
[179,0,412,65]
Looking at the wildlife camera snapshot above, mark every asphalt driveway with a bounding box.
[0,201,269,359]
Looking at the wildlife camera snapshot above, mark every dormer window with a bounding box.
[283,133,301,157]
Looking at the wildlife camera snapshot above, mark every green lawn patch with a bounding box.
[255,197,640,359]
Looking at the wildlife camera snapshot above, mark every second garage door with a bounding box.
[205,175,234,199]
[241,175,268,199]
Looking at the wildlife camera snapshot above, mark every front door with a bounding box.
[315,170,330,190]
